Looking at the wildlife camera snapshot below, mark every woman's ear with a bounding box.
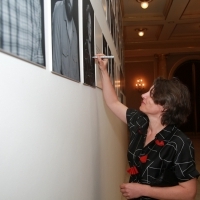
[160,105,165,113]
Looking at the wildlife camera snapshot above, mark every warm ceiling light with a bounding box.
[138,31,144,36]
[141,2,149,9]
[136,0,153,9]
[135,28,147,37]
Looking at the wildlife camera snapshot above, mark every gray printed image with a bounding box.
[52,0,80,82]
[0,0,45,66]
[83,0,95,87]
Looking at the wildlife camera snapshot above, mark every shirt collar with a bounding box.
[62,1,75,33]
[155,124,178,143]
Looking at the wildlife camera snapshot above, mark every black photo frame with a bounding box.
[82,0,95,87]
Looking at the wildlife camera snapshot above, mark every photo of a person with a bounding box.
[107,46,112,78]
[52,0,80,81]
[102,34,109,74]
[106,0,111,29]
[0,0,45,66]
[83,1,95,87]
[102,35,107,56]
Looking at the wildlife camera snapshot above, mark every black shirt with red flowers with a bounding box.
[126,109,200,200]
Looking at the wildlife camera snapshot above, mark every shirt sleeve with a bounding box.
[173,136,200,182]
[126,108,148,139]
[126,108,139,131]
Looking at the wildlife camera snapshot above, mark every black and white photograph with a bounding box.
[83,0,95,87]
[120,67,125,95]
[51,0,80,82]
[102,34,107,56]
[110,5,115,39]
[102,34,109,75]
[114,63,120,97]
[115,0,119,25]
[107,46,112,78]
[94,17,103,89]
[111,56,114,85]
[106,0,111,30]
[0,0,45,67]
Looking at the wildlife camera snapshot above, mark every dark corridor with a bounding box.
[174,60,200,136]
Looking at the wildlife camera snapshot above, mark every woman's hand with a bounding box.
[120,183,144,199]
[94,53,108,72]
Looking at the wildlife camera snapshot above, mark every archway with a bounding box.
[169,59,200,136]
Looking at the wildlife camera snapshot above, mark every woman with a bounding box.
[95,54,199,200]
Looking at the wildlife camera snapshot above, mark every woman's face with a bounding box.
[139,86,163,117]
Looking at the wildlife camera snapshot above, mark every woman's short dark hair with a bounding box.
[150,77,191,126]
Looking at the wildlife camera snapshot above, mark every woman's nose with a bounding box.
[141,94,145,99]
[141,91,148,98]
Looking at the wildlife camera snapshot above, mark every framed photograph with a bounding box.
[102,34,109,75]
[106,0,111,31]
[107,46,112,79]
[0,0,45,67]
[111,56,114,85]
[83,0,95,87]
[115,0,119,25]
[103,35,107,56]
[94,17,103,89]
[110,5,115,39]
[120,67,125,95]
[114,63,120,97]
[51,0,80,82]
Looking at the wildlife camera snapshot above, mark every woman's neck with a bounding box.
[144,120,166,147]
[147,115,166,136]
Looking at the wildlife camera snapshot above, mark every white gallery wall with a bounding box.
[0,0,128,200]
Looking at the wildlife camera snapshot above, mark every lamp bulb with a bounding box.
[138,31,144,36]
[141,2,149,9]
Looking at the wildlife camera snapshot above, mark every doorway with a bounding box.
[173,60,200,136]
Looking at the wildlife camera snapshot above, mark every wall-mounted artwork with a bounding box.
[102,34,109,75]
[94,17,103,89]
[106,0,111,30]
[114,63,117,94]
[115,0,119,24]
[111,56,114,85]
[114,63,119,97]
[102,35,107,56]
[83,0,95,87]
[107,46,112,78]
[51,0,80,82]
[120,67,125,95]
[0,0,45,67]
[110,3,114,39]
